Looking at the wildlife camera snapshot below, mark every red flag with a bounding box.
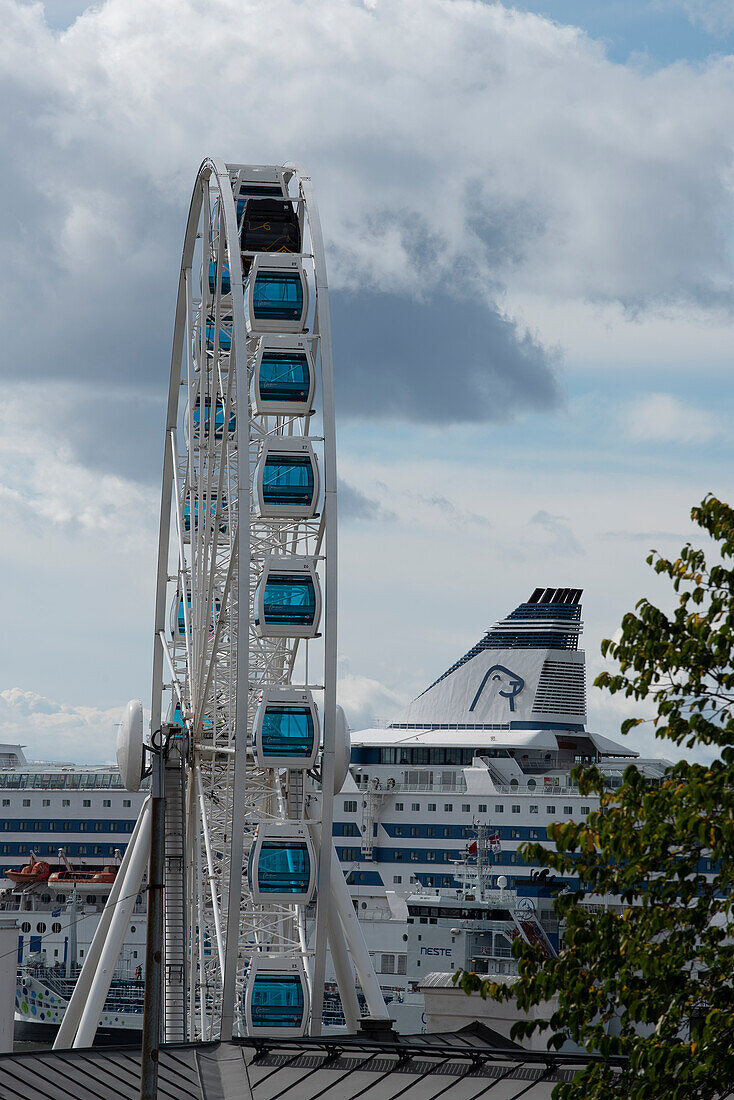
[468,841,478,854]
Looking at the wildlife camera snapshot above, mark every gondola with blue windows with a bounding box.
[247,823,316,905]
[253,556,321,638]
[245,256,308,334]
[253,689,319,770]
[243,957,309,1036]
[251,337,315,416]
[183,492,228,539]
[190,396,235,442]
[204,315,233,354]
[207,260,231,296]
[255,438,319,518]
[171,591,221,639]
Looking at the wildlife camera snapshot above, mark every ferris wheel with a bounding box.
[53,160,387,1050]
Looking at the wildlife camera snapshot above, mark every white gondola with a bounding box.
[243,956,309,1036]
[253,688,320,770]
[253,555,321,638]
[245,254,309,334]
[247,822,316,905]
[251,336,315,416]
[255,437,319,519]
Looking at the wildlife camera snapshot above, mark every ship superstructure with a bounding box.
[326,588,674,1015]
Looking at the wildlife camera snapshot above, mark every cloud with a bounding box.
[0,688,127,763]
[332,289,559,424]
[622,392,720,443]
[528,510,584,556]
[337,478,395,522]
[672,0,734,35]
[337,662,409,730]
[1,0,734,457]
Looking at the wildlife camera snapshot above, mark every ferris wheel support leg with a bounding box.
[305,815,364,1032]
[53,796,151,1049]
[73,798,154,1047]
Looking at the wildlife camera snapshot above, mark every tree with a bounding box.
[456,495,734,1099]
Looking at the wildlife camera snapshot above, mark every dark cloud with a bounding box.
[331,289,560,424]
[337,479,394,522]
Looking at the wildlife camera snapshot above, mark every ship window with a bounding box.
[546,805,556,814]
[261,706,315,759]
[564,806,573,815]
[512,805,521,814]
[478,804,487,813]
[22,799,30,807]
[410,827,419,837]
[123,800,131,808]
[529,829,539,839]
[262,574,316,626]
[394,803,403,811]
[394,851,403,860]
[426,851,435,861]
[442,828,451,837]
[581,806,590,815]
[393,876,401,884]
[63,800,70,807]
[83,800,91,808]
[253,271,304,322]
[411,803,420,812]
[394,827,403,836]
[410,851,419,861]
[527,779,536,790]
[529,805,538,814]
[427,827,435,837]
[1,800,7,807]
[52,922,61,933]
[249,974,305,1030]
[343,800,357,813]
[495,804,504,813]
[36,922,46,933]
[20,922,30,933]
[462,804,470,813]
[428,803,436,812]
[258,352,311,405]
[42,799,50,807]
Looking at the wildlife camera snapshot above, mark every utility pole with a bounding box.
[140,730,166,1100]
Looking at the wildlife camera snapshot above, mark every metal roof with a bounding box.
[0,1025,620,1100]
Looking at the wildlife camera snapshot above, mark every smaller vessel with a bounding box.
[47,848,121,893]
[5,852,50,886]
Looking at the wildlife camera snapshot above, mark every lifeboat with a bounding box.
[47,865,118,891]
[5,854,50,885]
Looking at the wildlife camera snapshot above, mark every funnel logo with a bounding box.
[469,664,525,713]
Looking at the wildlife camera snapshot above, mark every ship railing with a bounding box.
[363,780,469,794]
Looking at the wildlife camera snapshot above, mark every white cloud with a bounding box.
[2,0,734,396]
[673,0,734,35]
[337,661,410,730]
[622,392,720,443]
[0,688,128,763]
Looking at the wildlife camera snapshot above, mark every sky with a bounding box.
[0,0,733,764]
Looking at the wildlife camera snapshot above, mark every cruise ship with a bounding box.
[325,586,674,1015]
[0,586,674,1036]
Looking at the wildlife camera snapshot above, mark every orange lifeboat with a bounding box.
[6,856,51,885]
